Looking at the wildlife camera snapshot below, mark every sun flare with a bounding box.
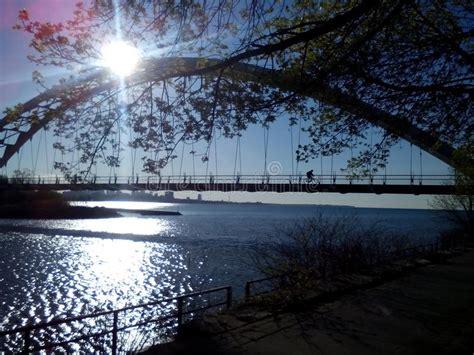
[101,40,140,77]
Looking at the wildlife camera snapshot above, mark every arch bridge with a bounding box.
[0,57,462,195]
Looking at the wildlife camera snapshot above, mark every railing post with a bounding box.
[226,287,233,309]
[177,297,184,329]
[22,329,30,354]
[112,311,118,355]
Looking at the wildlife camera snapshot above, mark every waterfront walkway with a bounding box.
[151,248,474,354]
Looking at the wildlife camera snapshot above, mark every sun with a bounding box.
[101,40,140,77]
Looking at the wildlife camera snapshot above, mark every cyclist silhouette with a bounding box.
[306,169,315,183]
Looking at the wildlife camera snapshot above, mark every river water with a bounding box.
[0,201,451,348]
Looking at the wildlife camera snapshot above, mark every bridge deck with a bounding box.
[0,182,455,195]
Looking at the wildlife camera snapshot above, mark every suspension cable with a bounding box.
[368,126,373,178]
[146,82,153,179]
[34,133,42,177]
[179,140,185,178]
[330,151,334,182]
[233,136,240,177]
[296,117,302,175]
[239,137,242,175]
[108,157,113,183]
[419,147,423,184]
[74,130,80,178]
[263,126,270,176]
[51,137,57,178]
[214,126,218,179]
[113,129,120,180]
[205,137,211,178]
[70,139,75,175]
[30,138,35,175]
[289,126,294,177]
[351,135,354,160]
[320,154,323,181]
[60,136,64,167]
[170,153,174,177]
[44,128,50,177]
[191,142,196,176]
[17,148,22,171]
[154,148,159,176]
[383,135,387,184]
[131,139,137,180]
[206,140,212,180]
[128,106,137,180]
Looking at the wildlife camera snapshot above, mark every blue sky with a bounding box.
[0,0,452,208]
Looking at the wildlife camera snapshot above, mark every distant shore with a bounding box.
[0,205,120,219]
[0,190,181,219]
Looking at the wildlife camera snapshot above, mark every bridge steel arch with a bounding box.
[0,57,461,169]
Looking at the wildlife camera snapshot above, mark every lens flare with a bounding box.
[101,40,140,77]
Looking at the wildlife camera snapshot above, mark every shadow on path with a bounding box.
[149,249,474,354]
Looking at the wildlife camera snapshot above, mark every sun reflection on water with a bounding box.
[50,217,173,236]
[82,239,146,288]
[71,217,170,235]
[0,232,199,350]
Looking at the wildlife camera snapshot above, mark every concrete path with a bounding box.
[151,249,474,354]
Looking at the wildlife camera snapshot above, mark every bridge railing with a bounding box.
[0,174,455,186]
[0,286,232,354]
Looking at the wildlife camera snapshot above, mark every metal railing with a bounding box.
[0,286,232,354]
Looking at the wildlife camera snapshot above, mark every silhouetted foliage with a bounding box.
[432,145,474,238]
[3,0,472,178]
[253,214,412,301]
